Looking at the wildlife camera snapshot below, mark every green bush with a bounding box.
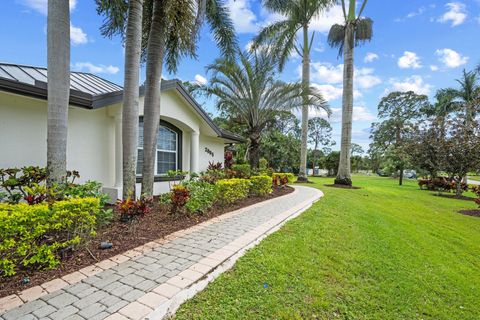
[232,164,252,178]
[217,178,250,205]
[0,197,99,277]
[61,180,113,226]
[184,181,219,214]
[250,176,273,196]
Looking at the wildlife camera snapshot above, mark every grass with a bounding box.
[174,176,480,320]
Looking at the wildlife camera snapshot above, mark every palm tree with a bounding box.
[254,0,336,182]
[205,50,330,169]
[97,0,145,199]
[47,0,70,186]
[141,0,237,196]
[328,0,373,186]
[450,69,480,125]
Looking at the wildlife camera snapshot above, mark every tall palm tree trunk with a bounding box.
[298,24,310,182]
[122,0,144,199]
[335,22,354,186]
[141,0,166,196]
[247,131,261,169]
[47,0,70,186]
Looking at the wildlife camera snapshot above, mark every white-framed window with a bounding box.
[136,121,179,176]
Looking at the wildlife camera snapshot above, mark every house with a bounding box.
[0,63,243,200]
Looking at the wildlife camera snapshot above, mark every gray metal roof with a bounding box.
[0,62,122,96]
[0,62,245,143]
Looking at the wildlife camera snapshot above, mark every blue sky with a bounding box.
[1,0,480,151]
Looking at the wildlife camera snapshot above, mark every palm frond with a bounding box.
[206,0,238,60]
[327,23,345,57]
[95,0,129,39]
[354,17,373,44]
[163,0,197,73]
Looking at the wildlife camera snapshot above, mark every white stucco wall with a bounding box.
[0,87,229,198]
[199,135,226,170]
[0,92,116,186]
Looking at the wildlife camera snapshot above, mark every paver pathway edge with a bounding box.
[0,185,323,320]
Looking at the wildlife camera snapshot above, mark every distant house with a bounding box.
[0,63,243,200]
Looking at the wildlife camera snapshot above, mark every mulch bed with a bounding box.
[458,209,480,217]
[0,186,294,299]
[432,193,475,201]
[324,184,361,190]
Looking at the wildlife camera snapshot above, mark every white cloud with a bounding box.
[364,52,379,63]
[311,84,343,102]
[19,0,77,15]
[309,62,381,90]
[310,62,344,84]
[70,24,87,45]
[407,6,426,18]
[194,74,207,85]
[227,0,259,33]
[312,106,375,123]
[438,2,467,26]
[435,48,468,68]
[261,4,344,34]
[430,65,439,71]
[73,62,119,74]
[309,5,345,33]
[476,16,480,24]
[397,51,422,69]
[387,75,433,95]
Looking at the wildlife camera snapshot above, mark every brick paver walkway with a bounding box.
[0,186,322,320]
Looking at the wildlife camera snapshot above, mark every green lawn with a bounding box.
[175,176,480,320]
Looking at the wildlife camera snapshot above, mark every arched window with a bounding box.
[136,120,182,176]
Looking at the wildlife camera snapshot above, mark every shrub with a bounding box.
[272,173,295,187]
[471,185,480,207]
[250,176,272,196]
[184,181,219,214]
[115,195,153,222]
[171,185,189,214]
[199,169,226,184]
[207,161,223,171]
[232,164,251,179]
[418,177,468,194]
[217,178,250,205]
[61,180,113,226]
[0,197,99,277]
[0,166,47,204]
[224,151,234,169]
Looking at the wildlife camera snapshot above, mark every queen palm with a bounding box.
[47,0,70,185]
[205,50,330,169]
[328,0,372,186]
[254,0,336,182]
[97,0,145,198]
[141,0,237,196]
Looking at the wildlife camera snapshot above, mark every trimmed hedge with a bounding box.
[0,197,99,277]
[217,178,250,205]
[184,181,219,214]
[250,176,273,196]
